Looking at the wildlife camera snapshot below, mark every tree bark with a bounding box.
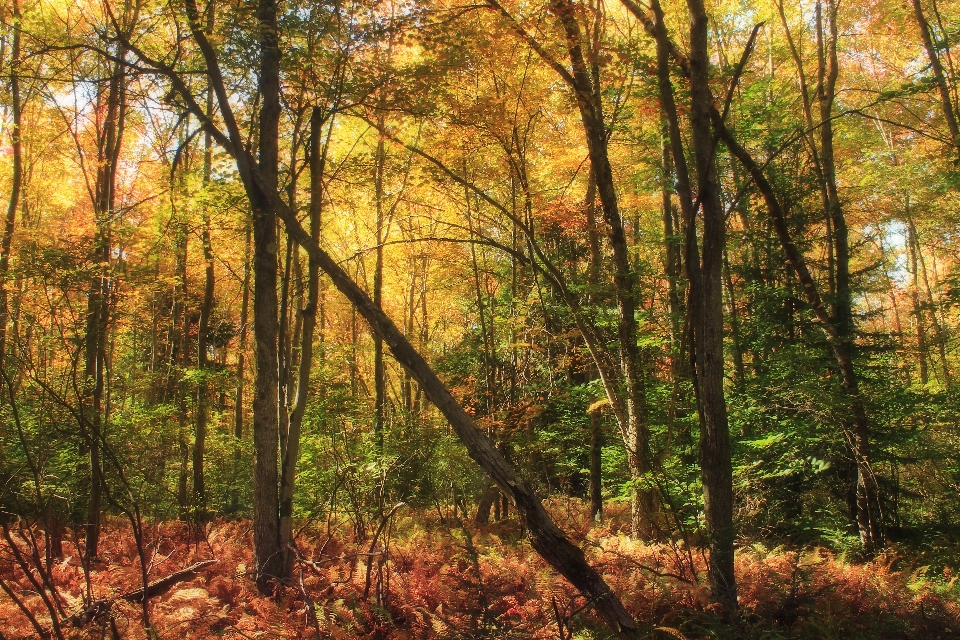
[83,33,128,559]
[373,122,387,449]
[685,0,737,612]
[251,0,284,589]
[906,202,929,384]
[589,409,603,520]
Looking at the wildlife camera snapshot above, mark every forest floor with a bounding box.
[2,500,959,639]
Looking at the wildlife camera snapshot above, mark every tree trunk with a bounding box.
[910,0,960,158]
[0,0,22,368]
[548,0,654,538]
[686,0,737,612]
[906,202,929,384]
[173,222,190,519]
[235,223,252,441]
[817,0,882,553]
[230,221,251,514]
[251,0,284,590]
[83,37,127,560]
[279,107,326,575]
[373,124,387,450]
[194,60,216,521]
[589,409,603,520]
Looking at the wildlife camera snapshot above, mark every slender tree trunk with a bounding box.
[723,249,746,394]
[194,57,216,520]
[648,0,701,459]
[910,0,960,158]
[84,40,127,560]
[0,0,22,368]
[910,216,951,386]
[906,202,929,384]
[173,220,190,519]
[229,221,251,513]
[235,223,252,441]
[585,169,605,521]
[549,0,653,537]
[589,410,603,520]
[817,0,882,553]
[279,107,326,574]
[373,123,387,450]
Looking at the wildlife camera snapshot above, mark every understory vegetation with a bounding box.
[4,0,960,636]
[4,505,960,639]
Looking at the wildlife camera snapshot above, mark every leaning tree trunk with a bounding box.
[174,6,644,632]
[910,0,960,159]
[549,0,655,538]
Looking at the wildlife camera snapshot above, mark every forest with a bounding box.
[2,0,960,637]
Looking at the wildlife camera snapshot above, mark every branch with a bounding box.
[482,0,577,88]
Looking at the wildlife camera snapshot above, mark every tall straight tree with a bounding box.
[685,0,737,611]
[251,0,284,588]
[193,1,217,521]
[620,0,736,607]
[0,0,22,368]
[81,8,133,558]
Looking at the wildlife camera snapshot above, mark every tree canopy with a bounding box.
[3,0,960,636]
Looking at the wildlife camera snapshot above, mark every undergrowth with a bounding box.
[1,500,958,639]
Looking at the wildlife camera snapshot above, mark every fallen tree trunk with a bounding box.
[68,559,217,628]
